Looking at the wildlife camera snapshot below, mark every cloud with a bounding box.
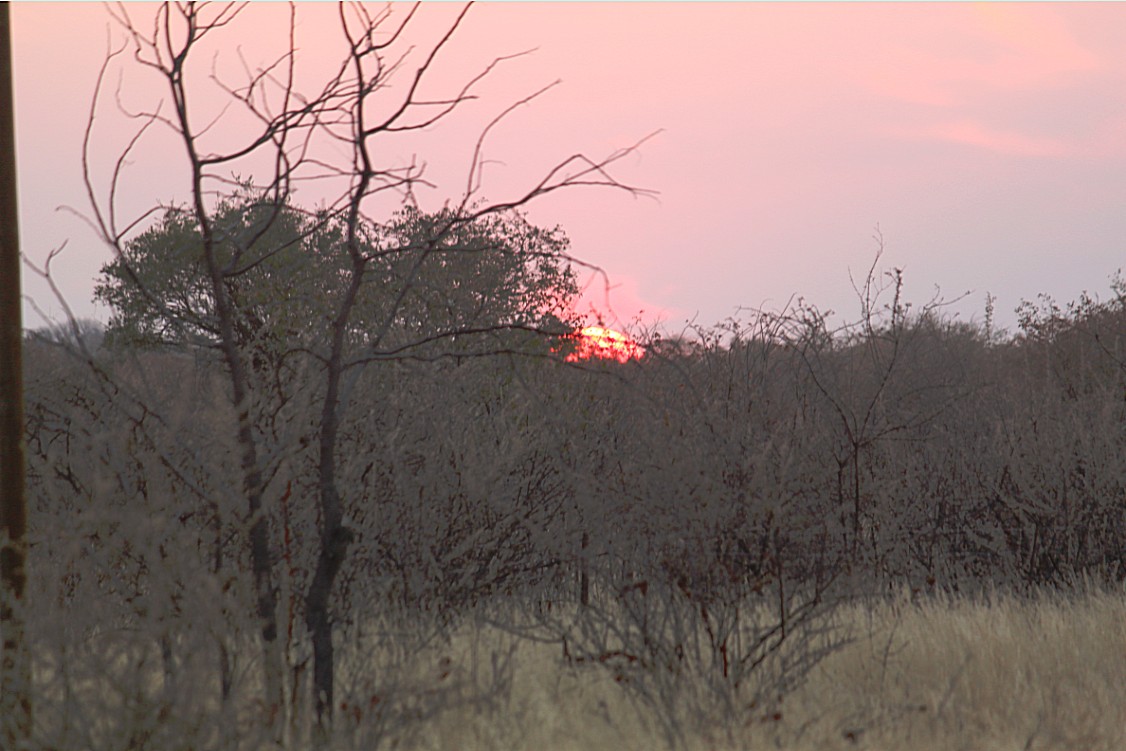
[856,5,1102,111]
[970,4,1101,82]
[853,6,1117,161]
[903,120,1075,158]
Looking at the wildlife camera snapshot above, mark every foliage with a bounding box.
[32,2,1126,748]
[26,318,106,353]
[24,263,1126,748]
[95,194,581,359]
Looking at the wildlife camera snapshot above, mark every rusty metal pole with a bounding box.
[0,3,31,748]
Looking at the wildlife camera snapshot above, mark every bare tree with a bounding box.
[75,2,652,742]
[780,241,973,571]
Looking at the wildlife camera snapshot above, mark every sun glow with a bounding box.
[565,325,645,363]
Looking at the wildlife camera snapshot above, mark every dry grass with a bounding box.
[402,587,1126,751]
[755,588,1126,751]
[26,587,1126,750]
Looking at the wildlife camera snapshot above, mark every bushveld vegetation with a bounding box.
[6,4,1126,750]
[18,261,1126,750]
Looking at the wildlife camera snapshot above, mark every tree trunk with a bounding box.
[305,269,362,742]
[305,521,350,742]
[580,530,590,607]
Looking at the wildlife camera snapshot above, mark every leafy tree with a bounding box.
[359,205,581,357]
[96,194,581,361]
[93,183,587,745]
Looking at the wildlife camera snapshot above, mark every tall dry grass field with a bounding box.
[22,586,1126,751]
[398,588,1126,751]
[757,589,1126,751]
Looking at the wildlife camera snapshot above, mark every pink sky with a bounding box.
[11,3,1126,336]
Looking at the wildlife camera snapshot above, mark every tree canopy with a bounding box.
[95,193,582,360]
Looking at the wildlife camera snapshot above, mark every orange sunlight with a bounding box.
[565,325,645,363]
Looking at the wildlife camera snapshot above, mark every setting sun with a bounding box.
[566,325,644,363]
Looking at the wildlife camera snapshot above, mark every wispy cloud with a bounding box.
[899,120,1075,159]
[856,5,1101,110]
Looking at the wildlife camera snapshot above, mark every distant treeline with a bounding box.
[25,270,1126,620]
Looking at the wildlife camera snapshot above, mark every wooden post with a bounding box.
[0,4,32,747]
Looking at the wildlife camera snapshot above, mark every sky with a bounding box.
[10,2,1126,338]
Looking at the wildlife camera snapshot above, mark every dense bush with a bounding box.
[21,268,1125,748]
